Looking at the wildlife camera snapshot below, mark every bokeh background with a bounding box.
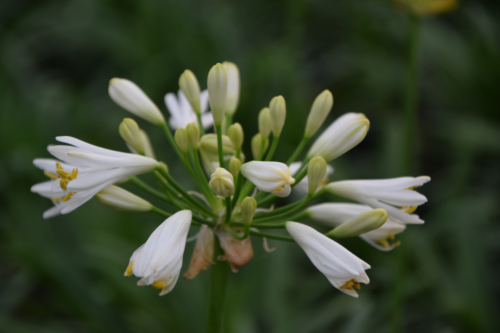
[1,0,499,332]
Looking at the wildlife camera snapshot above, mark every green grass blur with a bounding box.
[1,0,499,332]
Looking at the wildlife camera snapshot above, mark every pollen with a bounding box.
[44,171,59,180]
[401,206,417,214]
[378,237,401,249]
[124,262,134,277]
[62,192,74,201]
[54,162,79,193]
[340,279,361,290]
[152,281,166,289]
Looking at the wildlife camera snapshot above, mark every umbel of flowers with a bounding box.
[31,61,430,329]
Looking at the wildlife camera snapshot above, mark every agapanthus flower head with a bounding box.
[165,89,213,130]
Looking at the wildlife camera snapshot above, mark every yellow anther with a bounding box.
[353,282,361,290]
[44,171,59,180]
[393,241,401,248]
[389,232,395,240]
[274,186,283,193]
[340,279,360,291]
[151,281,166,289]
[60,179,68,191]
[379,239,390,248]
[56,162,62,168]
[62,192,74,201]
[402,206,417,214]
[124,262,134,277]
[71,168,78,180]
[51,197,64,203]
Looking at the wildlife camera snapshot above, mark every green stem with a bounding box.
[286,136,309,165]
[197,114,206,136]
[189,148,219,210]
[206,236,228,333]
[255,138,266,161]
[224,198,232,224]
[249,230,294,242]
[215,124,225,168]
[292,166,308,188]
[129,176,168,203]
[160,122,184,162]
[252,194,312,223]
[264,135,280,161]
[231,172,244,208]
[225,114,232,132]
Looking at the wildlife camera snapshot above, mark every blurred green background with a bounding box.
[1,0,499,332]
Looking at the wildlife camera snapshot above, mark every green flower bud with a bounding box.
[207,63,228,125]
[222,61,240,116]
[159,161,169,174]
[251,133,269,160]
[209,167,234,198]
[241,197,257,224]
[186,122,200,148]
[199,134,235,159]
[305,90,334,138]
[326,209,388,239]
[307,156,328,194]
[140,129,155,159]
[269,95,286,136]
[96,185,152,212]
[179,69,201,114]
[227,123,244,149]
[229,156,242,178]
[258,107,272,138]
[119,118,144,155]
[174,127,189,153]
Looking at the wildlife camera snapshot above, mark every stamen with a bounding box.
[401,206,417,214]
[71,168,78,180]
[378,239,390,248]
[340,279,360,291]
[407,186,418,190]
[60,179,68,191]
[151,281,166,289]
[124,262,134,277]
[51,197,64,203]
[389,232,395,240]
[62,192,74,201]
[44,171,59,180]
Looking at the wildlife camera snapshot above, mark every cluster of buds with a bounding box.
[31,61,430,300]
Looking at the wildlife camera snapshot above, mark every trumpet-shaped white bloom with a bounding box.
[240,161,295,197]
[31,136,159,218]
[286,222,370,297]
[306,113,369,162]
[124,210,192,295]
[165,90,213,130]
[307,203,406,251]
[289,162,334,197]
[325,176,430,224]
[109,78,165,125]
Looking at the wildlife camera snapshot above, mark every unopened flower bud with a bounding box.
[186,122,200,148]
[222,61,240,116]
[305,90,334,138]
[227,123,244,149]
[251,133,269,160]
[179,69,201,114]
[229,156,241,178]
[258,107,272,138]
[207,63,228,125]
[200,134,235,158]
[307,156,328,194]
[119,118,144,155]
[140,129,156,159]
[96,185,152,212]
[209,168,234,198]
[241,197,257,224]
[159,161,169,174]
[174,128,189,153]
[109,78,165,125]
[269,96,286,136]
[326,209,388,239]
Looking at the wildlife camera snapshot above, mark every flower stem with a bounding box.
[160,122,184,162]
[225,113,232,132]
[231,172,244,208]
[264,135,280,161]
[286,136,309,165]
[197,114,206,136]
[206,236,228,333]
[215,124,225,168]
[249,230,294,242]
[128,176,169,203]
[252,194,312,223]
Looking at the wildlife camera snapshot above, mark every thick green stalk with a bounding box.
[286,136,309,165]
[264,135,280,161]
[215,124,225,168]
[206,236,228,333]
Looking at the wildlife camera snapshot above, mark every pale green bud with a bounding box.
[227,123,244,149]
[207,63,228,125]
[258,107,272,138]
[199,134,236,160]
[241,197,257,224]
[186,122,200,148]
[251,133,269,160]
[326,209,388,239]
[305,90,334,138]
[159,161,169,174]
[229,156,242,178]
[174,127,189,153]
[209,167,234,198]
[96,185,152,212]
[179,69,201,114]
[140,129,155,159]
[222,61,240,115]
[119,118,144,155]
[307,156,328,194]
[269,95,286,136]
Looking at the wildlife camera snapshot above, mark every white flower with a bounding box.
[239,161,295,197]
[165,89,213,130]
[31,136,159,218]
[289,162,333,197]
[124,210,192,295]
[207,63,228,125]
[306,113,369,162]
[325,176,430,224]
[286,222,370,297]
[109,78,165,125]
[307,203,406,251]
[222,62,240,115]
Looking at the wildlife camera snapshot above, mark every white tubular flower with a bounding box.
[209,168,234,198]
[286,222,370,297]
[124,210,192,296]
[31,136,159,218]
[306,113,369,162]
[109,78,165,125]
[96,185,152,212]
[239,161,295,197]
[307,203,405,251]
[222,61,240,116]
[207,63,228,125]
[165,89,213,130]
[325,176,431,224]
[289,162,334,197]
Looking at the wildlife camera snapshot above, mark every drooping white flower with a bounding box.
[124,210,192,295]
[325,176,430,224]
[165,90,213,130]
[307,203,406,251]
[31,136,159,218]
[306,113,369,162]
[109,78,165,125]
[286,222,370,297]
[289,162,334,197]
[240,161,295,197]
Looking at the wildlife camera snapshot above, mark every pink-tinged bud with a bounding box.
[184,225,214,280]
[215,227,254,272]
